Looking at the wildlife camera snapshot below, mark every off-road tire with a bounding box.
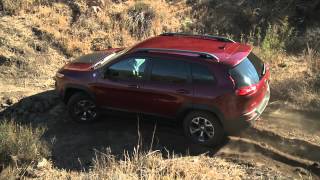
[67,92,99,123]
[183,111,224,146]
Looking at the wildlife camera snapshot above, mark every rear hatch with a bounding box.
[229,52,270,113]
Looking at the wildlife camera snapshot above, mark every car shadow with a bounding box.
[0,90,226,171]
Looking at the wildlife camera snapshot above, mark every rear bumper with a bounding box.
[241,84,270,121]
[223,83,270,135]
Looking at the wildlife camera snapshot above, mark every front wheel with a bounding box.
[67,93,99,123]
[183,111,224,146]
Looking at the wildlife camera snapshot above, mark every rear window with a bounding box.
[248,53,265,78]
[151,60,189,84]
[191,63,215,84]
[230,53,264,88]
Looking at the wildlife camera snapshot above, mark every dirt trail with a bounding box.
[241,127,320,162]
[256,104,320,145]
[1,90,320,178]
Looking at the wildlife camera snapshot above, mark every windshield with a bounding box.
[93,48,129,69]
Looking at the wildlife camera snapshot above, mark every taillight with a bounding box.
[236,85,257,96]
[229,73,258,96]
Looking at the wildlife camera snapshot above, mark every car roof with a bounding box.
[129,34,253,67]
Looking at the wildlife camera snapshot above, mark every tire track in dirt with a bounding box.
[242,127,320,162]
[152,124,320,176]
[220,137,320,176]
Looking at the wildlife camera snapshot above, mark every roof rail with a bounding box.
[135,48,219,61]
[160,32,235,43]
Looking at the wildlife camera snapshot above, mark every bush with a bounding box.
[0,0,51,15]
[127,2,156,39]
[0,121,49,167]
[261,17,294,53]
[1,0,29,15]
[89,149,248,179]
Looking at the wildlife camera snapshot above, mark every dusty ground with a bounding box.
[0,86,319,179]
[0,1,319,178]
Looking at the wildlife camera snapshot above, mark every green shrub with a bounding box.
[0,121,49,166]
[261,17,294,53]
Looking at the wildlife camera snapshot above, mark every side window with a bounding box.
[191,63,215,84]
[151,60,188,84]
[106,58,146,80]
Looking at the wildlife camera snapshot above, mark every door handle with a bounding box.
[176,89,190,94]
[128,84,139,88]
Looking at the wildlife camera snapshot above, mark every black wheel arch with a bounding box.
[63,84,96,104]
[177,103,225,127]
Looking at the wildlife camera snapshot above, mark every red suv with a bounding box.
[55,33,270,146]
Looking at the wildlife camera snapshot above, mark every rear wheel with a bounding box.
[183,111,224,146]
[67,93,99,123]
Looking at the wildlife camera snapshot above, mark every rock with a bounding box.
[32,27,44,38]
[255,170,262,176]
[0,55,10,65]
[6,97,17,105]
[37,158,50,169]
[311,162,320,169]
[278,63,287,68]
[294,167,309,175]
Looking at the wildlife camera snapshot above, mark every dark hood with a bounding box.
[73,51,109,64]
[63,48,123,71]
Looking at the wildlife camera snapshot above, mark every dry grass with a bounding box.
[0,0,184,88]
[85,150,248,180]
[0,15,66,88]
[0,121,49,168]
[0,120,277,179]
[0,119,275,179]
[0,1,320,179]
[1,148,280,180]
[29,0,183,57]
[253,46,320,109]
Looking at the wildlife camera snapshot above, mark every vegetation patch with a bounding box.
[0,121,49,168]
[0,0,51,15]
[127,2,155,39]
[0,1,319,178]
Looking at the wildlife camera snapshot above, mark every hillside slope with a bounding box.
[0,0,319,179]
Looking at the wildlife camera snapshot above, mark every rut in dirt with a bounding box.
[221,136,320,176]
[242,127,320,162]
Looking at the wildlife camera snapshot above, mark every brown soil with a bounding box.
[1,89,319,178]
